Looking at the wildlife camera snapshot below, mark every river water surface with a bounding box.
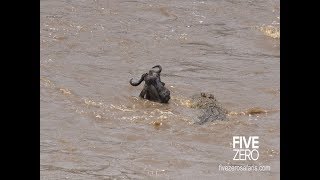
[40,0,280,179]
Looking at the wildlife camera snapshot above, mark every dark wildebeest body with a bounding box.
[130,65,170,103]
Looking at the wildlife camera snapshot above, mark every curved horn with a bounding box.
[129,73,146,86]
[152,65,162,74]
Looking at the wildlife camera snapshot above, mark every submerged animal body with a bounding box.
[130,65,171,103]
[190,93,228,124]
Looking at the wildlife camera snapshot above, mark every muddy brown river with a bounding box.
[40,0,280,179]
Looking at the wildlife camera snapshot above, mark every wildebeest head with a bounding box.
[130,65,163,86]
[151,65,162,73]
[148,65,162,77]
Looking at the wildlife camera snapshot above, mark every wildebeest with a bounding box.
[130,65,170,103]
